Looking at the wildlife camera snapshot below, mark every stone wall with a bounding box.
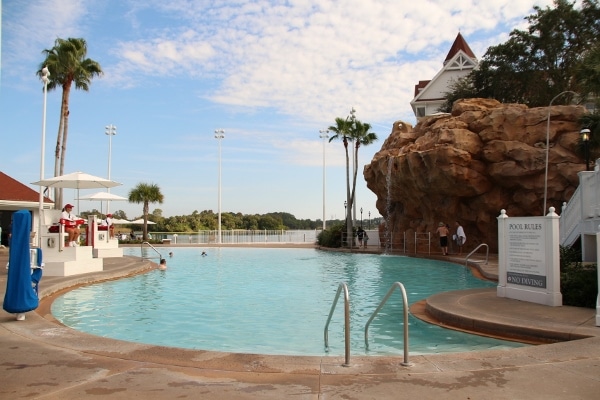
[364,98,588,252]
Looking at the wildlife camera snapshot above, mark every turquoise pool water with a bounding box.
[51,248,527,356]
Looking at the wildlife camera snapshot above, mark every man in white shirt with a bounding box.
[455,221,466,254]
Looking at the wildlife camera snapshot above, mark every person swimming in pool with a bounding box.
[159,259,167,270]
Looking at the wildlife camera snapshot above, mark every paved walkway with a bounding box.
[1,247,599,399]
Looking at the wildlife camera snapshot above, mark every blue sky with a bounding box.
[1,0,556,221]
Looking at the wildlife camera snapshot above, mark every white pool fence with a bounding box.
[144,229,384,246]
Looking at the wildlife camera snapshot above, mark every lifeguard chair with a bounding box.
[38,209,103,276]
[87,215,123,258]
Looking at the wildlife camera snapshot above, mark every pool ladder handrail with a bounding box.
[141,241,162,261]
[464,243,489,267]
[364,282,411,366]
[324,282,351,367]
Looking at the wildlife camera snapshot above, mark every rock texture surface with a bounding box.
[364,98,588,252]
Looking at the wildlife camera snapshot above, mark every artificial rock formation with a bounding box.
[364,98,588,252]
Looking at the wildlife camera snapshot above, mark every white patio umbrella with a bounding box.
[32,171,122,211]
[129,218,156,225]
[76,191,127,214]
[32,171,122,190]
[110,218,131,225]
[129,218,156,241]
[76,192,127,201]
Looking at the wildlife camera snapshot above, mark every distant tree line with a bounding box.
[79,208,382,233]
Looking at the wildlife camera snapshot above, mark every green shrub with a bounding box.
[317,224,344,248]
[559,245,598,308]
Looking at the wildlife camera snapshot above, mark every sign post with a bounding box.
[497,208,562,306]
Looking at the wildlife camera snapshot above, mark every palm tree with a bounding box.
[328,116,355,246]
[128,183,165,241]
[350,121,378,219]
[37,38,103,208]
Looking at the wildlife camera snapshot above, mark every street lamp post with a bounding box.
[319,129,329,231]
[38,66,50,247]
[344,200,347,246]
[544,90,578,215]
[215,129,225,244]
[360,207,363,228]
[368,211,371,230]
[105,124,117,213]
[581,128,591,171]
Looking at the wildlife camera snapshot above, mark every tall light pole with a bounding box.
[544,91,578,215]
[38,66,50,247]
[215,129,225,244]
[319,129,329,230]
[349,107,357,227]
[105,124,117,213]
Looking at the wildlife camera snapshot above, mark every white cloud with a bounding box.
[2,0,89,76]
[0,0,564,219]
[102,0,554,126]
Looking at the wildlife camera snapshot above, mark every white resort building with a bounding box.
[410,32,478,121]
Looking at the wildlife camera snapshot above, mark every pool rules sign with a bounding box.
[497,208,562,306]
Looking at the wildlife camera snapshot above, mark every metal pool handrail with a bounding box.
[141,241,162,261]
[324,282,351,367]
[465,243,489,267]
[364,282,411,367]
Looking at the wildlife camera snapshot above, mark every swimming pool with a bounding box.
[51,248,527,356]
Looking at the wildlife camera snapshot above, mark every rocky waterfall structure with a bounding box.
[364,98,588,253]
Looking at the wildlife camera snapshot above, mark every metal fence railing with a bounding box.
[141,229,320,245]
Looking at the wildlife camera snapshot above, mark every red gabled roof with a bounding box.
[0,171,53,203]
[444,32,476,64]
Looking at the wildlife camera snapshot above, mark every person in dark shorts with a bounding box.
[436,222,450,255]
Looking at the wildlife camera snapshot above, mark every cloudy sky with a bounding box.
[0,0,557,221]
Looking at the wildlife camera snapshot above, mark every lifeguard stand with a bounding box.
[86,215,123,258]
[38,210,103,276]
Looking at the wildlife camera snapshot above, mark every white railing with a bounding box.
[560,188,582,246]
[148,230,319,245]
[560,161,600,247]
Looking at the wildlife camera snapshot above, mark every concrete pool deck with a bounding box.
[0,246,599,399]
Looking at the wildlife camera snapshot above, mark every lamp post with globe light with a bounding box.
[105,124,117,213]
[581,128,591,171]
[543,91,578,215]
[37,66,50,247]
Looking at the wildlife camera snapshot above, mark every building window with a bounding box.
[417,107,426,118]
